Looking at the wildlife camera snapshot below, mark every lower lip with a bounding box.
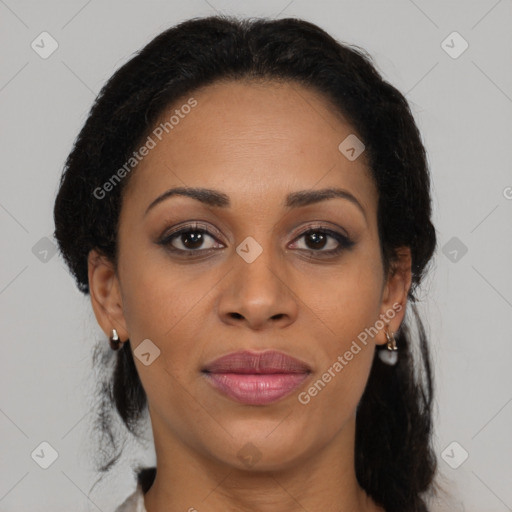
[203,372,310,405]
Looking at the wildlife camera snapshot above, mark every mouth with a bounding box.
[201,350,312,405]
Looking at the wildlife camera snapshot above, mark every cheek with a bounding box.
[119,250,226,388]
[297,345,374,447]
[119,246,206,339]
[298,266,381,413]
[120,255,210,414]
[306,254,384,344]
[121,232,382,378]
[298,253,382,405]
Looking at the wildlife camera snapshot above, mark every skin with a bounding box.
[88,79,411,512]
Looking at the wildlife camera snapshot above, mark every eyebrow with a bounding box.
[144,186,367,222]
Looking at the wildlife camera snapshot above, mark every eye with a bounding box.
[289,227,355,256]
[157,222,224,255]
[157,222,355,258]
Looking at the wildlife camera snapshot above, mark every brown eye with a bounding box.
[174,230,211,250]
[162,229,220,251]
[290,228,354,256]
[157,223,354,258]
[303,231,329,250]
[157,222,224,255]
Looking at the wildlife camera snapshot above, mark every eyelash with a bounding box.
[157,222,355,258]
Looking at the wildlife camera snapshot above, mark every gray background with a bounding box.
[1,0,511,511]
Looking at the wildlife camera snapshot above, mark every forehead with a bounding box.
[122,79,377,219]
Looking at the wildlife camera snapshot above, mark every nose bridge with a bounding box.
[231,202,282,280]
[218,229,297,328]
[235,232,284,301]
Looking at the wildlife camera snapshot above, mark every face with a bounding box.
[89,79,410,473]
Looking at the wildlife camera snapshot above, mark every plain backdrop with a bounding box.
[1,1,511,511]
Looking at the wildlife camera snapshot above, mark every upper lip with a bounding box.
[202,350,312,374]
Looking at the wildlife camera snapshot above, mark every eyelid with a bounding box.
[158,221,351,242]
[156,220,355,256]
[289,224,355,253]
[291,221,351,239]
[159,221,225,242]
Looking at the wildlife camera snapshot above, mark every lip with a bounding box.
[201,350,312,405]
[202,349,312,374]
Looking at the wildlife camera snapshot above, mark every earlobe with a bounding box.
[87,249,129,342]
[377,246,412,345]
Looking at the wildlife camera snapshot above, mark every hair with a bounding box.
[53,15,440,512]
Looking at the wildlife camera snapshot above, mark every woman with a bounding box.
[53,15,439,512]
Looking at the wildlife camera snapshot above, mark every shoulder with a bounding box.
[114,484,146,512]
[115,466,156,512]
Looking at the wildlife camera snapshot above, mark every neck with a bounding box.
[143,414,384,512]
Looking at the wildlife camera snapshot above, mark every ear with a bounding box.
[376,246,412,345]
[87,249,129,342]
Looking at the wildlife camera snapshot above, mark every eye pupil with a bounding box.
[306,232,327,250]
[182,231,204,249]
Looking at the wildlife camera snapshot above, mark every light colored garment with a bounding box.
[115,483,148,512]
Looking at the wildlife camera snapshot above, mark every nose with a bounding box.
[217,245,298,331]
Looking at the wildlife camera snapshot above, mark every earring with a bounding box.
[109,328,122,351]
[378,325,398,366]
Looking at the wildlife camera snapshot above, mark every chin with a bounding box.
[208,432,310,473]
